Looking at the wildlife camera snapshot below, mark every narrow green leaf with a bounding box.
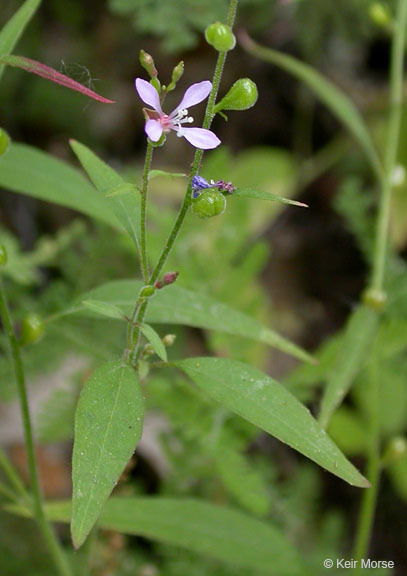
[318,305,379,429]
[148,169,186,180]
[140,323,167,362]
[71,361,143,548]
[82,300,125,320]
[70,280,314,363]
[12,498,305,575]
[70,140,141,250]
[242,35,382,179]
[0,142,118,228]
[0,0,41,81]
[105,183,140,197]
[234,187,308,207]
[176,357,369,487]
[213,446,270,516]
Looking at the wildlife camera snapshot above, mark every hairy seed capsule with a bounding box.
[362,288,387,311]
[20,313,45,346]
[205,22,236,52]
[214,78,258,113]
[192,190,226,219]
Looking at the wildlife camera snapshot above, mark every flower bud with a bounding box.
[382,436,407,466]
[214,78,258,114]
[369,3,392,28]
[150,77,161,94]
[154,271,179,290]
[192,190,226,219]
[0,128,10,156]
[171,61,184,85]
[139,50,158,78]
[205,22,236,52]
[0,244,7,266]
[362,288,387,311]
[162,334,176,347]
[20,313,45,346]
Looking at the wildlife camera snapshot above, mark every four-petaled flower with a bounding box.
[135,78,221,150]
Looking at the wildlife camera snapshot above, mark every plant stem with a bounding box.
[140,142,154,283]
[125,0,239,365]
[150,0,239,285]
[353,354,381,562]
[0,280,73,576]
[353,0,407,562]
[371,0,407,293]
[0,446,27,498]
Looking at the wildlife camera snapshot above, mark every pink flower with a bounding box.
[135,78,220,149]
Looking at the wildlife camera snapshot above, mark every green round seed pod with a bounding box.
[369,3,392,28]
[214,78,258,113]
[0,244,7,266]
[362,288,387,311]
[20,313,45,346]
[382,436,407,466]
[192,190,226,219]
[0,128,10,156]
[205,22,236,52]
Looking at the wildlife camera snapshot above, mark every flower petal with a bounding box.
[135,78,162,113]
[174,81,212,112]
[145,119,163,142]
[179,127,220,149]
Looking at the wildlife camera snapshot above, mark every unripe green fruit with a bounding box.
[362,288,387,311]
[382,436,407,466]
[369,3,392,28]
[0,244,7,266]
[0,128,10,156]
[214,78,258,114]
[205,22,236,52]
[192,190,226,219]
[20,313,45,346]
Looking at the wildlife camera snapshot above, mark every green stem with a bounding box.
[0,480,17,500]
[0,280,72,576]
[149,0,239,285]
[125,0,239,365]
[0,446,27,498]
[353,1,407,562]
[140,142,154,283]
[353,354,381,562]
[371,0,407,292]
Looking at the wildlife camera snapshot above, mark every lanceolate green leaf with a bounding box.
[176,357,369,487]
[242,35,382,180]
[71,361,143,548]
[148,169,186,180]
[69,280,314,363]
[70,140,141,250]
[0,142,118,228]
[0,0,41,82]
[318,305,379,429]
[13,498,304,575]
[140,323,167,362]
[234,187,308,207]
[81,300,124,320]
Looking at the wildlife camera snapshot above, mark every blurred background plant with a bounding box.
[0,0,406,574]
